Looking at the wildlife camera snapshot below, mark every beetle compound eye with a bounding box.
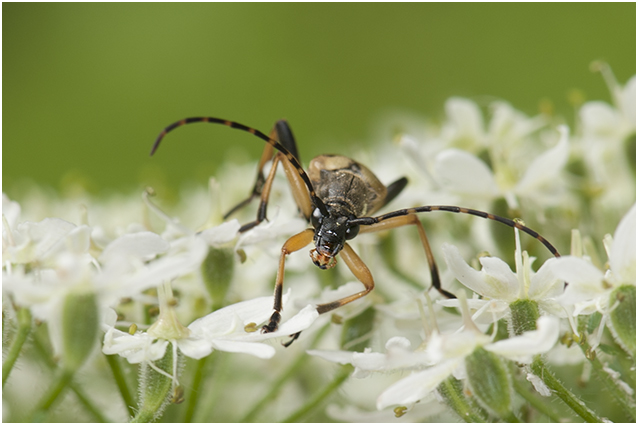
[311,207,322,228]
[345,224,360,240]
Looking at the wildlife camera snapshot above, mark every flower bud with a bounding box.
[201,246,234,310]
[340,306,375,351]
[509,299,540,336]
[61,289,99,373]
[465,347,514,420]
[608,285,636,357]
[135,343,175,422]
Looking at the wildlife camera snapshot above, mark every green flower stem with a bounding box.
[240,324,330,422]
[438,376,487,423]
[240,351,306,422]
[182,356,210,423]
[104,352,136,418]
[530,357,604,423]
[576,330,636,421]
[31,368,75,421]
[511,372,564,422]
[30,333,108,422]
[281,364,352,423]
[2,307,32,387]
[70,385,110,423]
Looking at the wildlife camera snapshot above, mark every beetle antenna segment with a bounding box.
[349,205,560,258]
[150,117,329,216]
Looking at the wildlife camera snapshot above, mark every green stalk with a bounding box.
[530,357,604,423]
[182,356,209,423]
[511,373,564,422]
[104,352,136,418]
[281,364,352,423]
[240,324,330,422]
[438,376,487,423]
[30,369,75,421]
[31,330,108,422]
[2,307,32,387]
[577,329,636,421]
[240,348,310,422]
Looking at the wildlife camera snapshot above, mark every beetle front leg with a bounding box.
[315,243,375,315]
[262,228,315,333]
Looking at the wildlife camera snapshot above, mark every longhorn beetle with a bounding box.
[151,118,561,343]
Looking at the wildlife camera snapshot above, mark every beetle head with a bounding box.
[309,207,360,269]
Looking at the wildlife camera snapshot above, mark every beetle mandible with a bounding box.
[151,118,561,343]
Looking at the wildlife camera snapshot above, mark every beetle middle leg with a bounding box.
[224,120,312,231]
[358,213,456,299]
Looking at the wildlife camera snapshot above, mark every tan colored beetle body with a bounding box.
[308,155,387,218]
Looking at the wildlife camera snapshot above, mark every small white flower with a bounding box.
[103,287,319,364]
[550,204,635,315]
[376,315,559,410]
[433,126,569,209]
[439,241,564,322]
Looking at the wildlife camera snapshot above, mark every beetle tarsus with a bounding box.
[261,311,281,333]
[282,332,301,347]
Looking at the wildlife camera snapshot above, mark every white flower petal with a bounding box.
[177,337,214,360]
[376,359,461,410]
[239,304,320,342]
[102,330,169,364]
[445,97,485,141]
[550,256,606,305]
[478,256,519,300]
[99,231,169,263]
[619,76,636,128]
[527,258,564,301]
[515,126,569,193]
[307,349,355,365]
[527,373,552,397]
[434,149,499,198]
[2,193,21,228]
[109,235,208,298]
[580,101,623,138]
[211,339,275,359]
[442,244,492,295]
[188,291,289,337]
[199,219,241,246]
[609,204,636,285]
[442,244,516,300]
[486,316,560,363]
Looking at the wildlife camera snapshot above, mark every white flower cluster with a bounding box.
[2,67,635,422]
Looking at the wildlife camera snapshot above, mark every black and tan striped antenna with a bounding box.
[150,117,329,216]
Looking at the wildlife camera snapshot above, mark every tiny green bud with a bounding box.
[465,347,514,420]
[61,289,99,373]
[607,285,636,357]
[201,246,235,310]
[171,385,185,404]
[509,299,540,336]
[129,323,138,335]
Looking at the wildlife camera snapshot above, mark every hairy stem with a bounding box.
[2,307,32,387]
[530,357,604,423]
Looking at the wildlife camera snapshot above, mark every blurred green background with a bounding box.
[3,3,635,198]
